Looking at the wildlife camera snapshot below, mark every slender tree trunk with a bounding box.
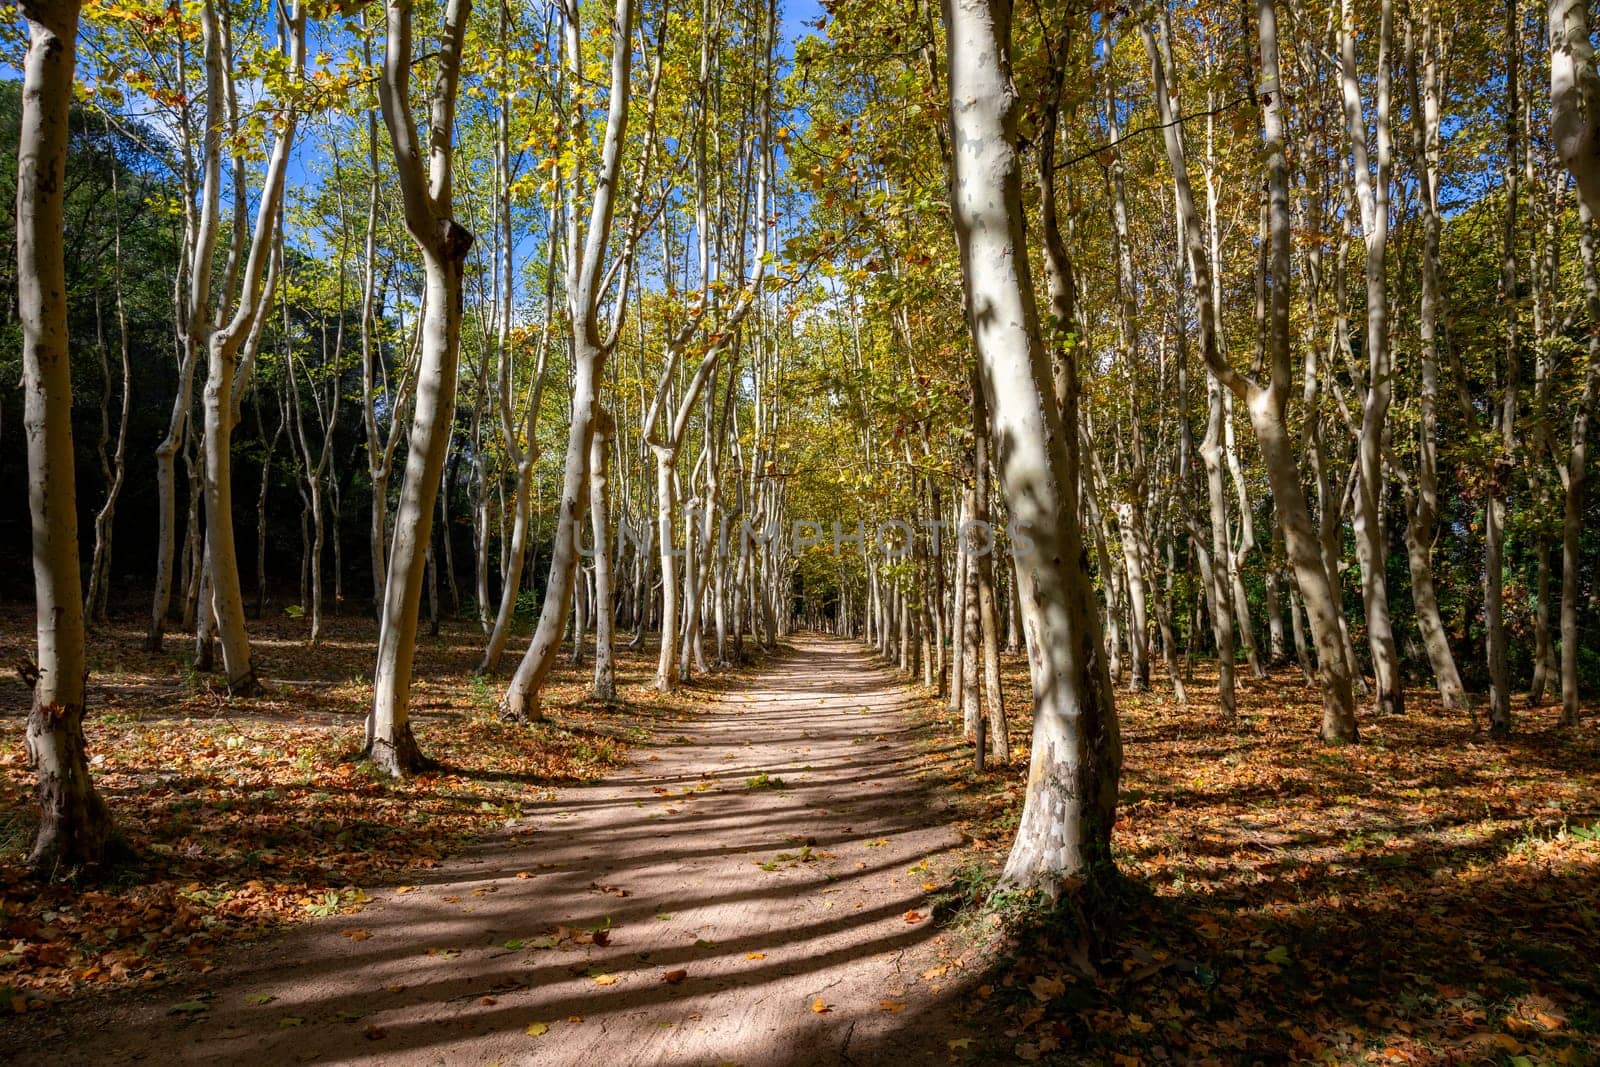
[365,0,473,774]
[501,0,642,722]
[149,357,198,648]
[1200,377,1237,716]
[18,0,113,874]
[1148,0,1358,739]
[591,408,617,700]
[1403,4,1470,710]
[973,391,1008,762]
[960,482,982,739]
[947,502,967,715]
[1487,0,1520,738]
[86,126,132,625]
[1340,0,1404,716]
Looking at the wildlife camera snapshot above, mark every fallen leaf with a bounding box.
[592,974,619,986]
[879,999,907,1012]
[662,969,688,984]
[525,1022,550,1037]
[340,928,371,941]
[745,952,766,960]
[1029,974,1066,1001]
[811,998,831,1014]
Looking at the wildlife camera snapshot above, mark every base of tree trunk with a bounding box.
[1318,691,1359,744]
[1376,689,1405,716]
[592,681,617,703]
[363,724,436,777]
[27,703,115,879]
[498,693,545,725]
[225,668,260,697]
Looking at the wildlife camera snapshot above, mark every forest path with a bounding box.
[24,636,966,1066]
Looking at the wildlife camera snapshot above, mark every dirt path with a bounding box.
[15,636,967,1065]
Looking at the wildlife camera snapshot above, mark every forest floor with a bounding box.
[0,610,1596,1064]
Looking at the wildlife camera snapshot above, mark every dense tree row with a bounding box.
[6,0,1598,910]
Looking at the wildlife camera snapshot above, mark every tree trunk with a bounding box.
[1148,0,1359,739]
[1487,0,1520,739]
[944,0,1121,899]
[366,0,473,774]
[1339,0,1404,716]
[500,0,642,721]
[973,393,1008,762]
[1200,377,1237,717]
[1404,4,1471,710]
[18,0,113,874]
[591,408,617,700]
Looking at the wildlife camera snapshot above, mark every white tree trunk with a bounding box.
[366,0,474,774]
[944,0,1121,898]
[591,408,617,699]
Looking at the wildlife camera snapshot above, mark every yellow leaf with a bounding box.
[525,1021,549,1037]
[745,952,766,960]
[592,974,619,986]
[879,999,906,1013]
[811,998,831,1014]
[1028,974,1066,1001]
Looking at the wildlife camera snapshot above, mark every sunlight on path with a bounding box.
[18,638,963,1066]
